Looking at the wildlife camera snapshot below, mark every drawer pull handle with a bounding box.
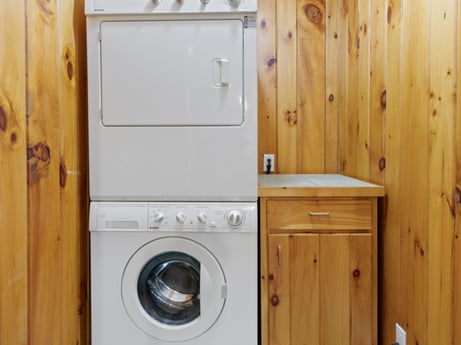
[308,211,330,216]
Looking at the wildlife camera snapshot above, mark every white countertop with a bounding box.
[258,174,385,198]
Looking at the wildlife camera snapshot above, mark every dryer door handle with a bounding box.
[212,58,230,87]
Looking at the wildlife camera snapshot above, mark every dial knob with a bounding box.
[152,0,161,4]
[176,212,186,224]
[201,0,210,4]
[227,209,244,227]
[227,0,241,7]
[153,212,164,224]
[197,212,208,224]
[177,0,186,3]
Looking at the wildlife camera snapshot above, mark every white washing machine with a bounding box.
[85,0,258,202]
[90,202,257,345]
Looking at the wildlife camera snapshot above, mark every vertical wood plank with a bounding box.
[350,234,373,345]
[260,199,269,345]
[0,1,28,344]
[258,0,277,173]
[58,0,89,344]
[320,235,350,345]
[297,0,326,173]
[369,0,386,185]
[453,0,461,343]
[399,0,429,344]
[290,235,319,344]
[427,0,456,344]
[357,0,370,179]
[325,0,340,173]
[381,0,402,343]
[277,0,298,173]
[26,0,62,343]
[338,0,349,174]
[268,235,291,345]
[343,0,359,176]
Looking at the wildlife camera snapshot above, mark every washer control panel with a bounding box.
[148,203,249,230]
[90,202,257,232]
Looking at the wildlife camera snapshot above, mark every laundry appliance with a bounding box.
[89,201,257,345]
[85,1,259,345]
[86,0,258,202]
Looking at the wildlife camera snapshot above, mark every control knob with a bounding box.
[153,212,164,224]
[197,212,208,224]
[176,212,186,224]
[227,0,242,7]
[227,209,244,227]
[201,0,210,4]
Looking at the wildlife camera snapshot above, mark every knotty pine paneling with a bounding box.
[27,0,63,343]
[455,1,461,344]
[0,1,28,344]
[297,0,326,173]
[257,0,277,173]
[258,0,461,344]
[427,0,456,344]
[381,0,402,343]
[58,0,89,344]
[0,1,88,344]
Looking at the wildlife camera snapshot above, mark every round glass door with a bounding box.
[122,237,226,342]
[137,252,201,325]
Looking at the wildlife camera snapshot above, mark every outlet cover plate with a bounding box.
[263,154,275,172]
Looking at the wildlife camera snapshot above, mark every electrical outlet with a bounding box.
[396,323,406,345]
[263,154,275,173]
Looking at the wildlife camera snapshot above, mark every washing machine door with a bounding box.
[121,237,226,342]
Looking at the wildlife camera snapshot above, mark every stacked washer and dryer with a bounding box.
[85,0,258,344]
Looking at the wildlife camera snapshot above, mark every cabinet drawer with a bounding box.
[266,199,372,232]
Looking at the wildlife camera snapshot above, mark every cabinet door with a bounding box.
[267,234,372,345]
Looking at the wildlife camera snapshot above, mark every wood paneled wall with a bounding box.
[1,0,460,344]
[0,1,28,343]
[258,0,461,344]
[0,1,88,344]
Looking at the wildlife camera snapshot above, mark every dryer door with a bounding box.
[121,237,226,342]
[99,19,244,127]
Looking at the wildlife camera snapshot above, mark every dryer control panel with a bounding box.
[90,202,257,232]
[86,0,257,15]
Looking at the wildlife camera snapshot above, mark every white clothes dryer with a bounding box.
[90,202,257,345]
[85,0,258,202]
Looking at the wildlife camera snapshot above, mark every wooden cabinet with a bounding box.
[259,175,384,345]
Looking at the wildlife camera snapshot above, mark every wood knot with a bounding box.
[64,47,74,80]
[284,110,297,127]
[387,6,392,24]
[379,157,386,171]
[0,106,6,132]
[27,142,51,185]
[328,94,334,102]
[271,294,279,306]
[267,56,277,68]
[380,89,387,109]
[60,159,67,188]
[268,274,274,280]
[353,269,361,279]
[304,4,323,25]
[10,132,17,144]
[67,61,74,80]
